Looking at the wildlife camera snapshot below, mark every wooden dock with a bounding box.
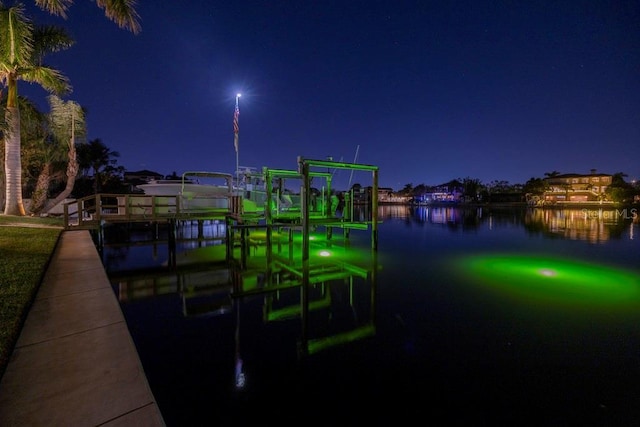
[63,193,246,230]
[63,157,382,254]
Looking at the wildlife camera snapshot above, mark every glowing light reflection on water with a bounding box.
[102,206,640,426]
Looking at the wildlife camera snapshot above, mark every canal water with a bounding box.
[100,206,640,426]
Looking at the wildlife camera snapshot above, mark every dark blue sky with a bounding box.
[22,1,640,190]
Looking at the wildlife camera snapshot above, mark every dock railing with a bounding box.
[63,193,238,229]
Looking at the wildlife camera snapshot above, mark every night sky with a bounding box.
[21,1,640,190]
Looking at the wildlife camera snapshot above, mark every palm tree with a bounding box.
[1,94,47,211]
[33,95,85,214]
[76,138,119,194]
[34,0,141,34]
[461,177,482,202]
[1,3,73,215]
[400,183,413,195]
[14,95,54,213]
[610,172,629,186]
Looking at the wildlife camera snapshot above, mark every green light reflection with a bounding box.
[452,254,640,311]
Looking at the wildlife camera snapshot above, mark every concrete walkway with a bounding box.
[0,230,165,426]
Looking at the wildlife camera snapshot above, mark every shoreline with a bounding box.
[386,201,639,210]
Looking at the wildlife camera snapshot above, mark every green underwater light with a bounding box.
[453,254,640,310]
[291,232,331,243]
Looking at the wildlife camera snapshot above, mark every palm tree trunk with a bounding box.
[44,144,79,213]
[0,175,5,212]
[3,104,26,216]
[30,163,52,215]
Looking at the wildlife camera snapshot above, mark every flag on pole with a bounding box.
[233,99,239,153]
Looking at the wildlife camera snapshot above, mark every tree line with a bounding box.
[395,172,640,205]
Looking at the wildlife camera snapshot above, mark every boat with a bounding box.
[136,172,241,213]
[135,168,310,218]
[137,171,265,214]
[137,171,233,197]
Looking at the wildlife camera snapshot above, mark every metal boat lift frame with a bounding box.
[296,157,379,354]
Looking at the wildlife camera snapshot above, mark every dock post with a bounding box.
[168,219,176,269]
[372,169,379,251]
[225,216,233,262]
[299,158,311,355]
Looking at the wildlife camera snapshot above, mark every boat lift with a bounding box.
[225,158,380,355]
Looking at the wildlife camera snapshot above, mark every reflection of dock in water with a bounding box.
[114,222,379,356]
[110,157,382,358]
[230,221,379,356]
[227,240,377,392]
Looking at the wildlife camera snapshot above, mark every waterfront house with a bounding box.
[543,171,612,203]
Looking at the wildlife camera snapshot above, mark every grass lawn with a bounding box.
[0,215,64,379]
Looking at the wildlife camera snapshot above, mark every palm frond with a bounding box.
[17,95,49,139]
[21,65,71,95]
[96,0,141,34]
[32,25,74,62]
[34,0,73,19]
[0,4,35,68]
[36,0,141,34]
[47,94,86,144]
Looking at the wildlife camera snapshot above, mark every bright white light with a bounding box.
[236,93,242,98]
[235,359,245,388]
[319,250,331,257]
[236,373,245,388]
[538,268,557,277]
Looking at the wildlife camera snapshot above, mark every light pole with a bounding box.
[234,93,241,189]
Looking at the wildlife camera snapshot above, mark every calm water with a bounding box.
[100,206,640,426]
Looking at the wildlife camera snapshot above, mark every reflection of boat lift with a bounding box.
[179,268,233,317]
[230,259,376,356]
[263,261,376,356]
[263,282,332,321]
[226,158,380,356]
[234,299,245,389]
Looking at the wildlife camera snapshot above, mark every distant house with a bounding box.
[350,185,411,204]
[377,187,395,203]
[412,183,463,205]
[543,172,612,203]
